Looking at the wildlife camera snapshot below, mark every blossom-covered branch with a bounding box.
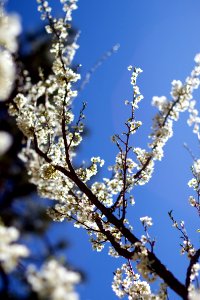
[3,0,200,299]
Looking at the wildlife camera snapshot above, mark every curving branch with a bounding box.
[33,134,188,299]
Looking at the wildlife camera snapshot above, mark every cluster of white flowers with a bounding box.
[150,56,200,163]
[113,59,200,193]
[27,259,80,300]
[0,10,21,52]
[189,289,200,300]
[110,67,150,194]
[0,224,29,273]
[112,263,167,300]
[0,50,15,100]
[188,159,200,213]
[0,8,21,100]
[112,263,152,299]
[133,147,154,185]
[140,216,153,227]
[7,0,108,255]
[131,242,157,282]
[192,159,200,179]
[0,131,12,155]
[38,0,79,66]
[169,212,196,259]
[180,240,196,257]
[129,66,144,107]
[186,53,200,139]
[190,263,200,282]
[9,0,82,194]
[187,100,200,139]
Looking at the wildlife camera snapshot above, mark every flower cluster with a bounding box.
[8,1,107,255]
[188,159,200,214]
[150,57,200,163]
[189,289,200,300]
[186,53,200,140]
[0,131,12,156]
[0,8,21,100]
[112,263,152,299]
[169,212,196,258]
[140,216,153,228]
[112,263,167,300]
[190,263,200,282]
[27,259,80,300]
[8,0,84,207]
[187,100,200,139]
[132,242,157,282]
[0,224,29,273]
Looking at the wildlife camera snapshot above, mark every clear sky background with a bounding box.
[6,1,200,299]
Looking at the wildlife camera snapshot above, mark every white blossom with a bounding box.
[189,289,200,300]
[194,53,200,64]
[187,100,200,139]
[0,131,12,155]
[0,50,16,101]
[0,11,21,52]
[112,263,156,300]
[0,224,29,273]
[27,259,80,300]
[140,216,153,227]
[0,8,21,101]
[190,263,200,281]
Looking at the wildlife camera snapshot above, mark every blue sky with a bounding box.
[7,1,200,299]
